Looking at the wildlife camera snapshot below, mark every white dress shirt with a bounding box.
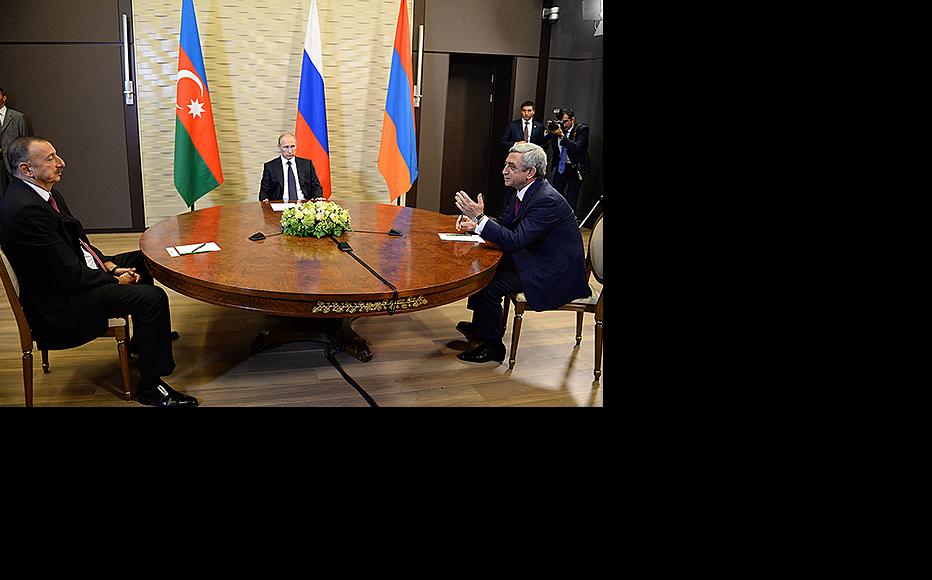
[279,156,305,202]
[0,105,7,127]
[475,179,536,235]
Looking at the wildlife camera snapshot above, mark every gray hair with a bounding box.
[508,142,548,179]
[508,143,547,179]
[7,136,45,178]
[277,132,296,146]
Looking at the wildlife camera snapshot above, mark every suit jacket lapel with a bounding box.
[514,179,544,222]
[296,158,307,183]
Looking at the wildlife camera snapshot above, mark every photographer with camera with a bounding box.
[544,107,590,221]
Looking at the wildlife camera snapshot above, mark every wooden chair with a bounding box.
[502,216,604,380]
[0,247,132,406]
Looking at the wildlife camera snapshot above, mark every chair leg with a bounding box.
[501,296,511,330]
[594,316,603,381]
[42,349,50,373]
[508,303,525,370]
[23,350,33,407]
[114,326,132,401]
[575,312,584,346]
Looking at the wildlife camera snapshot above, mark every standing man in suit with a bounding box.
[500,100,546,153]
[452,142,590,364]
[0,136,196,407]
[0,86,29,197]
[545,108,590,221]
[258,132,323,202]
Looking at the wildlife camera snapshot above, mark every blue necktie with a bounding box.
[286,160,298,201]
[558,142,567,174]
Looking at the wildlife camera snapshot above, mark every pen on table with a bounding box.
[189,242,207,253]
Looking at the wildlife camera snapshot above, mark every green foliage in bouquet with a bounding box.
[281,200,351,238]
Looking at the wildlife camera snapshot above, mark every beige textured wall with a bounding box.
[134,0,414,226]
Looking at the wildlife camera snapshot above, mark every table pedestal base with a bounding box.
[249,317,373,362]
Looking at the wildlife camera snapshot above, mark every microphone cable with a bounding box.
[328,234,399,315]
[291,338,379,407]
[325,343,379,407]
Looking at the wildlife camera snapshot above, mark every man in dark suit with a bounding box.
[500,100,546,153]
[0,136,196,407]
[453,142,590,363]
[0,86,29,197]
[258,132,323,202]
[544,108,590,220]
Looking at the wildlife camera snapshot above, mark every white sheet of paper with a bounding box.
[270,202,300,212]
[172,242,221,255]
[438,233,485,243]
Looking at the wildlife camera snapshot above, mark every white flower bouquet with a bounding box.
[281,200,351,238]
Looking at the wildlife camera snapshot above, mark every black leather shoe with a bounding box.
[456,321,482,342]
[457,343,506,364]
[135,381,199,407]
[129,331,180,355]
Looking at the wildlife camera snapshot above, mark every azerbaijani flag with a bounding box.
[378,0,418,203]
[295,0,332,199]
[173,0,223,207]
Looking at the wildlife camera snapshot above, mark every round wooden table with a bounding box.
[139,200,502,360]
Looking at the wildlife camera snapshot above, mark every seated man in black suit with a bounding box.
[453,142,590,363]
[258,132,323,202]
[0,136,196,407]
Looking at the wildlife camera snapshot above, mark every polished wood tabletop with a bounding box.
[139,200,502,318]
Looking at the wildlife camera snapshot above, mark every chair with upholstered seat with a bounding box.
[1,247,132,406]
[502,216,603,380]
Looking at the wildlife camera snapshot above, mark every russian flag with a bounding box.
[295,0,332,199]
[174,0,223,207]
[378,0,418,203]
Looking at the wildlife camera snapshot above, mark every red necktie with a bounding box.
[515,196,521,215]
[47,194,108,271]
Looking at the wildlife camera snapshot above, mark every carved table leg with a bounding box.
[249,317,372,362]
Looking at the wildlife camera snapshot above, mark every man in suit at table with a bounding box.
[0,136,196,407]
[500,100,546,153]
[452,142,590,364]
[258,132,323,202]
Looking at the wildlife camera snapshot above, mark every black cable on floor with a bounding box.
[324,343,379,407]
[291,338,378,407]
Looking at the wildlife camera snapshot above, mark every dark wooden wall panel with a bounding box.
[0,0,121,42]
[0,0,142,231]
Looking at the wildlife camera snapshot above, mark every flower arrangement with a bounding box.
[281,200,351,238]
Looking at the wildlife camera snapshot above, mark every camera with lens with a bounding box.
[547,107,565,132]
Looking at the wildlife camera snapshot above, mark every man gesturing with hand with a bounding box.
[451,142,590,364]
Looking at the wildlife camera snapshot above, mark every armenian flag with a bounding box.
[378,0,418,202]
